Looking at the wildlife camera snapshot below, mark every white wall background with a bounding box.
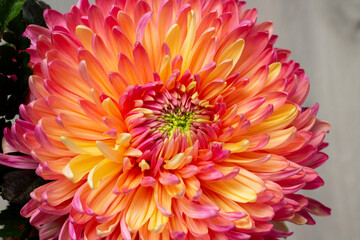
[1,0,359,239]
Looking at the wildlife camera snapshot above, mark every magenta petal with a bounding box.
[30,209,60,226]
[20,199,38,217]
[170,231,186,240]
[44,9,66,30]
[0,154,38,169]
[179,165,199,178]
[156,203,174,217]
[96,214,115,223]
[225,230,251,240]
[208,223,234,232]
[305,198,331,216]
[220,212,247,222]
[140,176,156,188]
[303,176,325,190]
[197,167,224,181]
[208,217,235,232]
[159,172,180,185]
[177,198,219,219]
[299,210,316,225]
[135,11,153,42]
[121,214,132,240]
[72,183,86,214]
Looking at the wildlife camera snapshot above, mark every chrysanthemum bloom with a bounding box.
[0,0,331,239]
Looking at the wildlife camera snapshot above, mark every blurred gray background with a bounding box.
[1,0,359,239]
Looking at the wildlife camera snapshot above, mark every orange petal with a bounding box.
[126,187,156,231]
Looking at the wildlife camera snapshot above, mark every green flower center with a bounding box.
[159,107,194,136]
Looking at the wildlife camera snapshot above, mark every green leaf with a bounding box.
[6,10,27,35]
[0,0,27,39]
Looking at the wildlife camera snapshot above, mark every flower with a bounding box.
[0,0,331,239]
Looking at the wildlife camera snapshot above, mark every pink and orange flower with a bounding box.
[0,0,330,239]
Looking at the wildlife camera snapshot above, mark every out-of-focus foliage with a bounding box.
[0,1,50,239]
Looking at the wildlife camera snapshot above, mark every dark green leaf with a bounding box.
[0,44,16,58]
[0,225,23,237]
[17,51,31,67]
[0,45,17,75]
[0,203,24,237]
[0,202,39,239]
[1,169,47,205]
[4,95,18,119]
[2,30,17,43]
[0,16,32,122]
[22,0,50,27]
[16,35,31,50]
[0,0,27,38]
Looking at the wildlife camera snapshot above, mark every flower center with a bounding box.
[125,82,216,156]
[159,108,194,136]
[143,88,210,141]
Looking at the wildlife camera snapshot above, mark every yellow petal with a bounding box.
[201,191,253,230]
[223,139,250,153]
[180,10,196,73]
[164,174,186,198]
[148,208,168,233]
[88,159,120,189]
[126,187,156,231]
[202,170,263,203]
[186,27,216,72]
[216,39,245,70]
[165,24,181,59]
[61,136,102,155]
[76,25,94,53]
[116,133,132,146]
[96,141,123,163]
[102,98,123,119]
[290,213,308,225]
[154,183,173,217]
[124,147,142,157]
[139,159,150,171]
[203,59,233,86]
[262,127,297,149]
[63,154,103,182]
[159,55,172,84]
[163,153,185,170]
[248,104,299,134]
[184,176,201,201]
[266,62,281,85]
[96,214,121,237]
